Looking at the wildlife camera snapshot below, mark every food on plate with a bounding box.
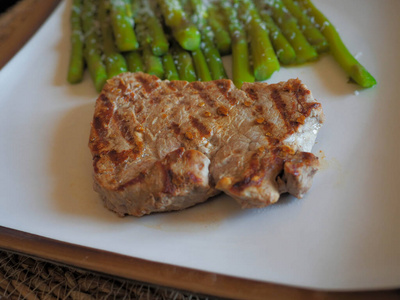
[296,0,377,88]
[67,0,85,84]
[88,72,325,217]
[220,0,255,87]
[98,0,128,79]
[259,0,319,64]
[68,0,376,91]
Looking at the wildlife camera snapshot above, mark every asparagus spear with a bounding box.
[263,0,317,63]
[296,0,376,88]
[173,44,197,82]
[207,4,232,55]
[122,0,143,73]
[255,6,296,65]
[109,0,139,51]
[281,0,328,53]
[135,14,164,78]
[143,47,164,78]
[158,0,201,51]
[125,51,144,72]
[188,0,226,80]
[238,0,280,81]
[191,49,212,81]
[98,0,128,78]
[81,0,107,92]
[141,1,169,56]
[67,0,84,84]
[162,52,180,80]
[221,0,254,88]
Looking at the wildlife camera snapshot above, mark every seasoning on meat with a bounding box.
[89,72,325,217]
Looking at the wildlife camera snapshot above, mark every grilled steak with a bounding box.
[89,72,325,217]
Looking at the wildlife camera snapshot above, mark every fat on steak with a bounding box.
[89,72,325,217]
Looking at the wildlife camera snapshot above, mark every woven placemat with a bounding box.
[0,249,212,300]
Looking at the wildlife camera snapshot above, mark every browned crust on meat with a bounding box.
[89,72,324,216]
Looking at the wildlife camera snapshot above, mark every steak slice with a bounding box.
[89,72,325,217]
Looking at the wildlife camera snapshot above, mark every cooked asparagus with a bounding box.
[158,0,201,51]
[187,0,227,80]
[125,51,144,72]
[262,0,318,63]
[109,0,139,51]
[81,0,107,92]
[282,0,328,53]
[141,1,169,56]
[255,5,297,65]
[162,52,180,80]
[221,0,254,87]
[99,0,128,78]
[67,0,85,84]
[207,4,232,55]
[296,0,376,88]
[239,0,280,81]
[173,44,197,82]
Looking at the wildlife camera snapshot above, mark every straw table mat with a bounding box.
[0,249,207,300]
[1,1,400,300]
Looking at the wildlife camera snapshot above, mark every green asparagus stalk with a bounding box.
[81,0,107,92]
[191,49,212,81]
[263,0,317,63]
[296,0,376,88]
[187,0,227,80]
[109,0,139,51]
[256,7,296,65]
[125,51,144,72]
[201,30,228,80]
[162,53,180,80]
[173,44,197,82]
[141,1,169,56]
[123,0,143,73]
[135,16,164,78]
[158,0,201,51]
[99,0,128,78]
[221,0,254,88]
[239,0,280,81]
[143,47,164,78]
[281,0,328,53]
[67,0,84,84]
[207,4,232,55]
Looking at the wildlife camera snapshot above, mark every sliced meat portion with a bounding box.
[89,72,325,216]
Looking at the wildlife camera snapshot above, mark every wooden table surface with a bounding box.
[0,1,399,299]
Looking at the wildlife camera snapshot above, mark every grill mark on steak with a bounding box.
[160,147,186,195]
[134,73,159,94]
[270,87,291,133]
[285,79,318,117]
[190,116,211,138]
[113,110,143,154]
[231,153,266,192]
[243,86,259,102]
[91,94,114,152]
[215,80,238,105]
[117,171,146,191]
[108,149,132,165]
[190,82,216,107]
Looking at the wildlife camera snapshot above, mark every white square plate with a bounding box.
[0,0,399,291]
